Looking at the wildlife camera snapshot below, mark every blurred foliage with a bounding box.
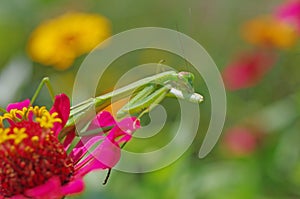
[1,0,300,198]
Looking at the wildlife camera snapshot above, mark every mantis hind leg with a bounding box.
[116,84,156,119]
[0,77,55,113]
[0,107,7,113]
[30,77,55,105]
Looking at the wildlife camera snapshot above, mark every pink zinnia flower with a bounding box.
[222,51,276,90]
[0,94,140,199]
[276,0,300,33]
[223,126,261,156]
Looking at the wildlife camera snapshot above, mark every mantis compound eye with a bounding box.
[178,71,195,91]
[178,72,194,85]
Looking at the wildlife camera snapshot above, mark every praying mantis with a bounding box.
[66,70,203,137]
[0,70,203,137]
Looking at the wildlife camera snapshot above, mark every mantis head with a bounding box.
[165,71,202,103]
[178,72,194,86]
[177,71,195,92]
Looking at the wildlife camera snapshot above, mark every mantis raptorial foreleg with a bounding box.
[116,85,169,119]
[135,86,169,120]
[167,87,203,103]
[120,84,156,109]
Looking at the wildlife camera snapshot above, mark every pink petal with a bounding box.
[107,126,132,145]
[74,111,118,160]
[119,117,140,132]
[92,138,121,167]
[24,176,62,199]
[70,135,105,163]
[6,99,30,111]
[88,111,116,130]
[13,177,84,199]
[60,178,85,195]
[50,94,70,136]
[63,131,76,151]
[73,113,140,177]
[75,138,121,177]
[10,195,27,199]
[107,117,139,142]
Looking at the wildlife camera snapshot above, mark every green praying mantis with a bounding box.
[0,70,203,137]
[65,70,203,137]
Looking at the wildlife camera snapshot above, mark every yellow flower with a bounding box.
[242,15,297,49]
[27,12,111,70]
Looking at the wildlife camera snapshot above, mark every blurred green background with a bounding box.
[1,0,300,198]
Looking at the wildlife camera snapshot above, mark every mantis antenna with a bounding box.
[176,23,190,72]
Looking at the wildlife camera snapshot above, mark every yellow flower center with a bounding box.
[0,106,61,129]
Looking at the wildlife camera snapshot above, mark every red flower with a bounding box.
[223,126,261,156]
[0,94,140,199]
[222,51,276,90]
